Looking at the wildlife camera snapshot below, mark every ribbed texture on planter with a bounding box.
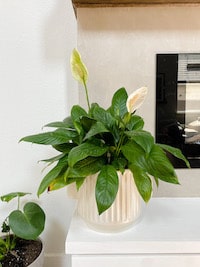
[76,169,145,232]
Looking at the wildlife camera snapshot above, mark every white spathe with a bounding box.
[126,87,148,114]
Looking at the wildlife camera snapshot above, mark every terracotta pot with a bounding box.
[75,169,145,232]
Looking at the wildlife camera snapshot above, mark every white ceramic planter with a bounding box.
[29,239,44,267]
[75,169,145,232]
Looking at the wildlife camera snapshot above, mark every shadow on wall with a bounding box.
[42,0,78,113]
[43,0,73,63]
[39,0,77,255]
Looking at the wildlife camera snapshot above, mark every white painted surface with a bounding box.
[72,255,200,267]
[66,198,200,266]
[77,6,200,197]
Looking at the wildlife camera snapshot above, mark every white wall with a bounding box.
[77,6,200,197]
[1,3,200,266]
[0,1,77,266]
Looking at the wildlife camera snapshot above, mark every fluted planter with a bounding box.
[76,169,145,232]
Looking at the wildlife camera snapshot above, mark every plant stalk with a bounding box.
[83,80,91,111]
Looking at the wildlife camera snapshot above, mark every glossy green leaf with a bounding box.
[63,116,74,127]
[84,121,109,140]
[110,87,128,118]
[125,130,154,153]
[92,105,115,129]
[20,128,77,146]
[53,143,76,153]
[147,144,179,184]
[158,143,190,168]
[37,155,68,195]
[121,141,147,170]
[41,153,65,163]
[48,173,68,191]
[126,115,144,130]
[71,105,87,123]
[68,142,108,167]
[80,116,96,131]
[9,202,45,240]
[95,165,119,215]
[111,157,127,173]
[129,165,152,203]
[67,157,105,178]
[71,105,88,136]
[44,121,75,129]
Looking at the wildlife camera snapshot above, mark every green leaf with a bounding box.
[71,105,88,136]
[68,142,108,167]
[126,115,144,130]
[2,221,10,233]
[71,105,87,123]
[154,176,159,187]
[48,173,68,191]
[80,116,96,131]
[44,121,75,129]
[53,143,76,153]
[20,128,77,146]
[129,165,152,203]
[41,153,65,163]
[37,155,68,195]
[121,141,147,169]
[67,157,105,178]
[1,192,30,203]
[110,87,128,118]
[147,144,179,184]
[9,202,45,240]
[111,157,127,173]
[158,143,190,168]
[76,178,86,190]
[92,105,115,129]
[125,130,154,154]
[84,121,109,140]
[63,116,74,127]
[95,165,119,215]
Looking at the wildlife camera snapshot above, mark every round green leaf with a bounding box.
[9,202,45,240]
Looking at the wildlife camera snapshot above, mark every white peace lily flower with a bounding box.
[126,87,148,114]
[71,49,88,85]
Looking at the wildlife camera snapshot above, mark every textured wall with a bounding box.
[0,1,77,266]
[77,6,200,197]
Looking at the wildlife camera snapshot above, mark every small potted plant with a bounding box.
[0,192,45,266]
[20,49,189,232]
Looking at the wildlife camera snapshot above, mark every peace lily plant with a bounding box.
[20,49,189,215]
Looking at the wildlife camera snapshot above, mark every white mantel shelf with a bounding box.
[66,198,200,267]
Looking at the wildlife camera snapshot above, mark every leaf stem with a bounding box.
[116,132,125,157]
[115,113,131,157]
[83,80,91,112]
[17,196,20,210]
